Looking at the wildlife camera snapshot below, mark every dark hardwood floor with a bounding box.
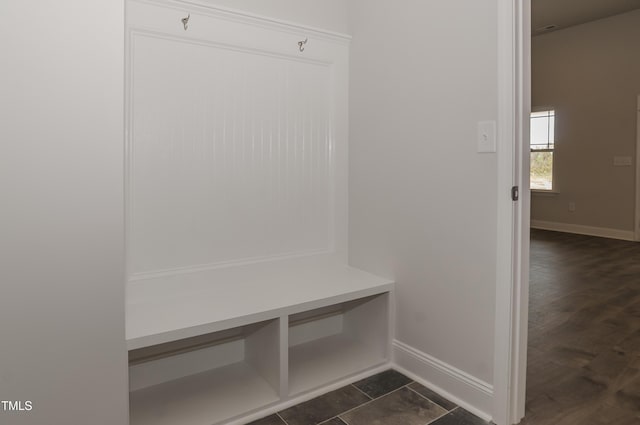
[521,230,640,424]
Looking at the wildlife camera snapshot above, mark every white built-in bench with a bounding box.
[126,255,394,425]
[124,2,385,423]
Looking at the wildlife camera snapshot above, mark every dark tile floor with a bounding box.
[248,370,490,425]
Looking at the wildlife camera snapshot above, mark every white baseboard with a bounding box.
[391,340,493,422]
[530,220,635,241]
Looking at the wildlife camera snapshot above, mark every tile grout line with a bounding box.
[317,415,347,425]
[425,406,461,425]
[401,383,456,424]
[349,383,374,400]
[316,383,377,425]
[285,382,401,425]
[322,382,416,423]
[333,382,454,425]
[279,375,462,425]
[275,372,484,425]
[275,412,290,425]
[405,384,456,413]
[279,382,387,425]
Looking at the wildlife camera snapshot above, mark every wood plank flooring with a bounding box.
[521,230,640,424]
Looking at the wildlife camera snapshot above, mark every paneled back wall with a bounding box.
[126,0,350,279]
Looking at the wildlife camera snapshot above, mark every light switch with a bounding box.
[477,121,497,153]
[613,156,632,167]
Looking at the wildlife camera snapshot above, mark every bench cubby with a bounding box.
[129,320,281,425]
[126,257,393,425]
[288,294,390,395]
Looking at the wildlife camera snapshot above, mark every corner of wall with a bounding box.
[391,340,494,422]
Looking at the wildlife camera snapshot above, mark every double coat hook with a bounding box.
[298,38,308,52]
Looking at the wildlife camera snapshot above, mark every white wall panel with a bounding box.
[127,1,349,278]
[0,1,128,424]
[348,0,499,414]
[204,0,350,34]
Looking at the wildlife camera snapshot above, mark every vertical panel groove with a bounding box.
[129,33,334,277]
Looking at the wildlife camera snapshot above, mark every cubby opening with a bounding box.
[128,319,281,425]
[288,293,390,395]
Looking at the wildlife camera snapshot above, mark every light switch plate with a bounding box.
[477,121,497,153]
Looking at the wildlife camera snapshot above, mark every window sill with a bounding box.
[531,189,559,196]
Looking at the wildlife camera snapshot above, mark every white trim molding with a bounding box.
[392,340,493,421]
[635,94,640,241]
[133,0,351,43]
[495,0,530,424]
[531,220,636,241]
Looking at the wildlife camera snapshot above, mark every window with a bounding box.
[530,109,555,190]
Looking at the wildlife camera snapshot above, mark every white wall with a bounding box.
[531,10,640,235]
[0,0,504,421]
[348,0,499,414]
[204,0,350,34]
[0,2,128,425]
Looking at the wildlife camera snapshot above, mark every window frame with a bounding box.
[530,107,556,192]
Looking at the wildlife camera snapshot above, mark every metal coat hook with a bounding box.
[298,38,308,52]
[181,13,190,31]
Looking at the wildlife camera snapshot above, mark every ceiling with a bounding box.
[532,0,640,34]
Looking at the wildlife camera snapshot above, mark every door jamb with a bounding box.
[494,0,530,424]
[633,95,640,242]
